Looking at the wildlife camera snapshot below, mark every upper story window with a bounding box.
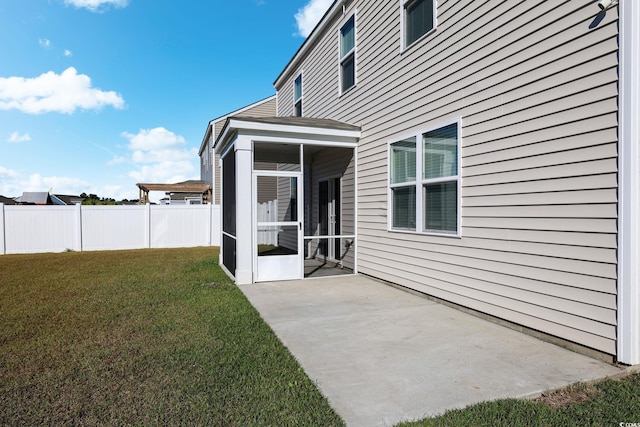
[340,14,356,94]
[402,0,436,49]
[389,121,460,235]
[294,74,303,116]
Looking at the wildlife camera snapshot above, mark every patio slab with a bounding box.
[239,274,622,427]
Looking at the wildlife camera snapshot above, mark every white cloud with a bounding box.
[7,132,31,143]
[131,148,194,164]
[39,38,51,48]
[64,0,128,12]
[295,0,333,37]
[24,173,91,194]
[107,155,126,165]
[120,127,197,184]
[0,67,125,115]
[0,168,91,198]
[0,166,19,179]
[122,127,186,151]
[128,162,195,184]
[0,166,138,201]
[100,185,137,201]
[64,50,73,57]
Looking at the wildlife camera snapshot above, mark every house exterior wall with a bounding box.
[200,132,215,188]
[275,1,619,355]
[202,97,277,205]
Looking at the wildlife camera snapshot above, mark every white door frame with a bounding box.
[253,170,304,282]
[318,177,342,261]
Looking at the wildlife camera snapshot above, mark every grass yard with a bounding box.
[397,372,640,426]
[0,247,344,426]
[2,247,639,427]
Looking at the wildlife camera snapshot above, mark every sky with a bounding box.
[0,0,333,202]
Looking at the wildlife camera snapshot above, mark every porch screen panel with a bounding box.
[222,149,236,275]
[222,149,236,236]
[222,234,236,276]
[254,142,301,172]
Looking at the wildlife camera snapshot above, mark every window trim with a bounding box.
[294,72,303,117]
[339,12,357,95]
[400,0,437,52]
[387,118,461,237]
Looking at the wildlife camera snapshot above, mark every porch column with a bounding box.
[234,134,253,285]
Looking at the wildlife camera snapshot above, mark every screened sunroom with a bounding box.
[214,116,360,284]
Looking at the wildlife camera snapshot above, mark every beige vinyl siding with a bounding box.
[200,133,214,184]
[212,98,277,204]
[254,163,278,204]
[275,0,619,355]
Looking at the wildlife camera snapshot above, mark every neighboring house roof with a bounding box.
[0,195,16,205]
[199,95,277,156]
[15,192,67,205]
[55,194,85,205]
[49,194,67,205]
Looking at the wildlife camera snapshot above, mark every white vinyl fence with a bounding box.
[0,203,220,255]
[256,200,278,246]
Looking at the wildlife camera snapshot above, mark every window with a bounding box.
[340,14,356,93]
[390,137,416,230]
[402,0,435,49]
[389,121,460,235]
[294,74,303,116]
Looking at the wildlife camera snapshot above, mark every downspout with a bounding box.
[617,0,640,365]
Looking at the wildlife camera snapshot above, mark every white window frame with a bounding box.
[294,72,303,117]
[339,12,357,95]
[387,118,461,237]
[400,0,437,52]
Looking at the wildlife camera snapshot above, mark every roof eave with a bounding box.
[204,95,277,156]
[228,117,360,139]
[198,121,214,156]
[274,0,344,88]
[214,117,361,155]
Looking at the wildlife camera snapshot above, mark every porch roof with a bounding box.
[214,116,361,155]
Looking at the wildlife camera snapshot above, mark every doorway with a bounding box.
[254,172,303,282]
[318,177,341,261]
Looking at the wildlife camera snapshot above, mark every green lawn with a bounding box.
[0,247,344,426]
[2,247,638,426]
[398,373,640,426]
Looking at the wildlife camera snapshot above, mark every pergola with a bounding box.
[136,180,212,204]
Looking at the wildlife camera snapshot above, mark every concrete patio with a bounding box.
[239,274,622,427]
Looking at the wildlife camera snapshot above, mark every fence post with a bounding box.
[75,203,83,252]
[0,203,5,255]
